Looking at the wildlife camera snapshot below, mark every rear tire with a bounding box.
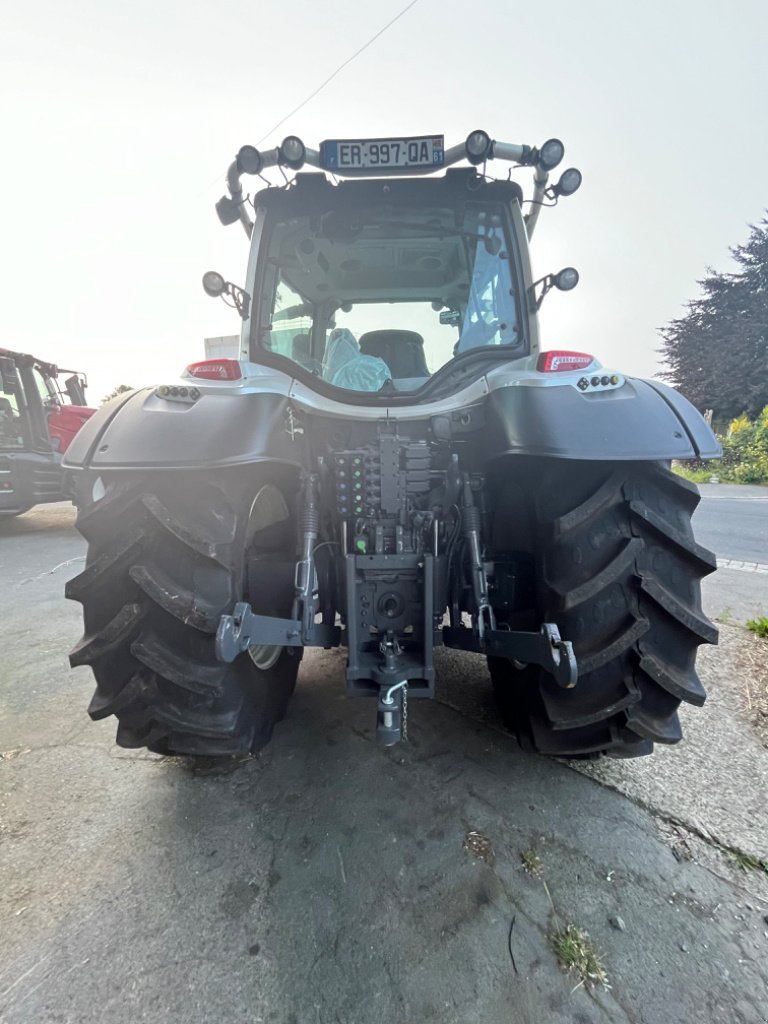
[488,462,717,758]
[66,470,301,756]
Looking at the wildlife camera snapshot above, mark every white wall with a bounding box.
[203,336,239,359]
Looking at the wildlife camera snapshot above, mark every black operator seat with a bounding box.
[358,330,429,379]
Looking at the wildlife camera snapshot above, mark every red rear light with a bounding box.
[536,350,595,373]
[185,359,242,381]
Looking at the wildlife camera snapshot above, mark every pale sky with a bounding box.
[2,0,766,401]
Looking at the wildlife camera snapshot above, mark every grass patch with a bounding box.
[672,465,718,484]
[552,924,609,990]
[521,849,544,877]
[728,849,768,874]
[520,843,610,990]
[746,616,768,639]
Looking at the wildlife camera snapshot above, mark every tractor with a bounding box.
[64,131,720,758]
[0,347,94,517]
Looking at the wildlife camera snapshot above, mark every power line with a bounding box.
[201,0,421,195]
[253,0,421,147]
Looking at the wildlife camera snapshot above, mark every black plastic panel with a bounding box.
[642,380,723,460]
[62,389,302,470]
[62,374,722,473]
[484,378,720,462]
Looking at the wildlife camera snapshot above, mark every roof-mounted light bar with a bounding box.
[551,167,582,198]
[465,129,492,165]
[279,135,306,170]
[237,145,263,176]
[537,138,564,171]
[217,131,580,238]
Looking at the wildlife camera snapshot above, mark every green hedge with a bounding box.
[675,406,768,484]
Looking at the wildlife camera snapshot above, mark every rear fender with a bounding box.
[484,377,721,462]
[62,387,303,470]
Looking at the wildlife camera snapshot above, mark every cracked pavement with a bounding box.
[1,504,767,1024]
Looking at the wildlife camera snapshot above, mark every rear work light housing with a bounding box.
[537,350,596,373]
[185,359,243,381]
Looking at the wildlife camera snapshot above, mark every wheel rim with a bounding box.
[247,643,282,671]
[245,484,291,672]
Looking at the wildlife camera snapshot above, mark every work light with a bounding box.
[465,130,492,164]
[538,138,565,171]
[280,136,306,169]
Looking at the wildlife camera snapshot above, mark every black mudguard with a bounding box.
[484,377,721,462]
[62,375,720,473]
[62,388,302,471]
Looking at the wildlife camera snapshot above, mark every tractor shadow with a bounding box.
[156,649,638,1024]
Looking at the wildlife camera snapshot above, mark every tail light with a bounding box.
[185,359,242,381]
[537,350,595,373]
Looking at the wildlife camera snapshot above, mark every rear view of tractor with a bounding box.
[0,348,94,516]
[64,130,720,760]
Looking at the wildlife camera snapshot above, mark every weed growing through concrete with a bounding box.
[728,848,768,874]
[463,830,495,865]
[521,849,544,877]
[517,844,610,989]
[552,924,610,990]
[746,616,768,639]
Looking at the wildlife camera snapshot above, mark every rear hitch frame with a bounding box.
[443,622,578,689]
[215,603,340,662]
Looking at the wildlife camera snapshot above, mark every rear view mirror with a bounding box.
[552,267,579,292]
[528,267,580,311]
[65,374,87,406]
[202,271,227,297]
[0,356,20,395]
[201,271,251,321]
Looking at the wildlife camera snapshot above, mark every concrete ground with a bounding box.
[1,504,767,1024]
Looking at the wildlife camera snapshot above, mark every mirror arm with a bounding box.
[229,284,250,321]
[225,160,254,237]
[523,167,550,238]
[528,275,553,312]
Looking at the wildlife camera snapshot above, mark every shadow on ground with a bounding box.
[1,505,767,1024]
[2,648,767,1024]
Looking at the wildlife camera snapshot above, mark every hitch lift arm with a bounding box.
[443,622,578,689]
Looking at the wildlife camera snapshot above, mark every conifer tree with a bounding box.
[659,219,768,421]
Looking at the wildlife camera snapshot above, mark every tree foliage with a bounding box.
[719,406,768,483]
[659,218,768,422]
[101,384,134,404]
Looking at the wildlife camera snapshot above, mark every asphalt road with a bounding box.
[694,484,768,564]
[692,484,768,624]
[1,504,767,1024]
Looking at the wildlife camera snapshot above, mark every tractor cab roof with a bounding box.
[253,168,524,213]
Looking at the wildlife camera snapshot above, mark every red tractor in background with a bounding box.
[0,347,95,517]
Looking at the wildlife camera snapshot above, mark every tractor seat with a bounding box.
[359,330,429,379]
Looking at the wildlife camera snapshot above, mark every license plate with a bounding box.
[321,135,444,173]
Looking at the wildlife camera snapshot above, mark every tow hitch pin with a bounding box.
[382,680,408,706]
